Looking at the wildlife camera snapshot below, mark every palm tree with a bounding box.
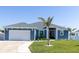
[38,16,54,46]
[0,29,4,33]
[68,28,76,39]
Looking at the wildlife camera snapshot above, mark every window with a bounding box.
[76,33,78,36]
[60,30,64,36]
[39,31,44,38]
[71,33,75,36]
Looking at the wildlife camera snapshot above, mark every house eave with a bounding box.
[5,27,38,29]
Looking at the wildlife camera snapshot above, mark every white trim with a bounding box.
[68,32,70,40]
[56,28,58,39]
[4,29,5,41]
[5,27,38,29]
[34,30,36,40]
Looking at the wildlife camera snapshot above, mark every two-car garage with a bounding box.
[9,30,31,41]
[4,22,37,41]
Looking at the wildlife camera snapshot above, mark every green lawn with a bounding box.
[29,40,79,53]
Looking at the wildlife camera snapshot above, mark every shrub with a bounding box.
[38,38,47,40]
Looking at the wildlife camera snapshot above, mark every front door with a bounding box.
[49,28,56,39]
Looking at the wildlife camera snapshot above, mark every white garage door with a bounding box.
[9,30,31,41]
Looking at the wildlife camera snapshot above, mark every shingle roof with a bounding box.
[5,22,28,27]
[50,24,67,29]
[75,30,79,32]
[29,22,45,29]
[5,22,67,30]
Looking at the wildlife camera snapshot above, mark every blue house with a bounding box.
[4,22,69,41]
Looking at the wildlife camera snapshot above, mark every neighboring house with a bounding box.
[75,30,79,40]
[67,30,79,40]
[0,32,4,40]
[70,32,76,40]
[4,22,69,41]
[68,30,79,40]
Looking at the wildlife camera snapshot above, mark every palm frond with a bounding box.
[72,28,76,31]
[47,16,51,21]
[47,17,50,25]
[49,16,54,24]
[67,27,76,32]
[47,16,54,26]
[38,17,47,26]
[67,28,72,31]
[38,17,46,23]
[38,16,54,27]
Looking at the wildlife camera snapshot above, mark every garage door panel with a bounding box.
[9,30,31,41]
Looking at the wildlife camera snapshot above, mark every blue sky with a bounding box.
[0,6,79,29]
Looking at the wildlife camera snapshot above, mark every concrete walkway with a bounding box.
[17,41,33,53]
[0,41,33,53]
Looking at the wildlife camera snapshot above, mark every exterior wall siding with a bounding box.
[5,28,69,40]
[5,29,9,40]
[30,29,34,40]
[36,30,39,40]
[44,30,47,38]
[58,30,68,39]
[36,30,47,40]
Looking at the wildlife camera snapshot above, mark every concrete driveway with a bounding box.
[0,41,33,53]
